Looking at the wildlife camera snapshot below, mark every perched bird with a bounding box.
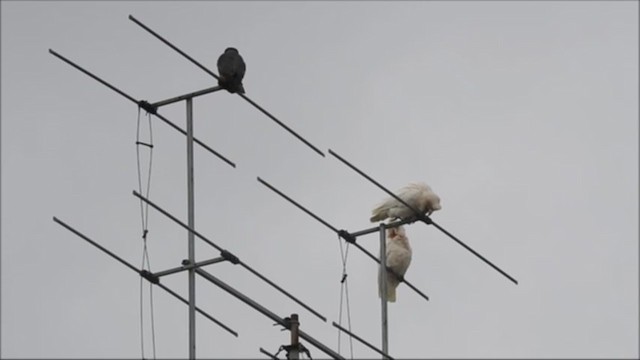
[217,47,246,94]
[370,182,441,223]
[379,226,412,303]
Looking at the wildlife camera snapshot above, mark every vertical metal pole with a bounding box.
[379,224,388,359]
[289,313,300,360]
[186,97,196,359]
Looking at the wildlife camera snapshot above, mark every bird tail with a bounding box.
[370,204,387,222]
[381,285,397,302]
[378,282,397,303]
[378,270,398,303]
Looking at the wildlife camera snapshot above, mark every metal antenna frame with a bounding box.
[49,13,519,360]
[259,347,280,360]
[326,148,518,357]
[332,321,394,360]
[257,177,430,302]
[132,190,327,323]
[258,177,432,360]
[195,269,344,360]
[128,14,325,158]
[49,14,333,359]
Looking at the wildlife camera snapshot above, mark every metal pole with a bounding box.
[186,97,196,359]
[289,314,300,360]
[379,223,388,359]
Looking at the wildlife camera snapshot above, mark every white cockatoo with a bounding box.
[370,182,441,223]
[379,225,412,303]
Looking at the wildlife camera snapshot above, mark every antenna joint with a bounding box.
[338,230,356,244]
[220,249,240,264]
[138,100,157,115]
[140,269,160,284]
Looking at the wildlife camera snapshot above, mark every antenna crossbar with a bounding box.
[132,190,327,322]
[48,49,236,168]
[328,149,519,285]
[259,347,280,360]
[52,216,239,337]
[332,322,394,360]
[153,256,227,278]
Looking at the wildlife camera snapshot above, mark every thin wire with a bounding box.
[336,234,354,359]
[137,108,157,359]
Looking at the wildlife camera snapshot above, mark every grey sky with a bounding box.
[1,1,638,359]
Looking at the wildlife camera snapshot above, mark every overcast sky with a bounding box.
[1,1,638,359]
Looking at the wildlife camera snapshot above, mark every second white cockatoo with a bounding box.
[370,182,441,223]
[379,225,412,303]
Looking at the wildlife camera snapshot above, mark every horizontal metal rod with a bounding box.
[48,48,236,168]
[327,148,518,285]
[349,218,417,238]
[352,242,381,264]
[238,93,325,157]
[153,256,226,278]
[151,85,223,109]
[154,111,236,168]
[53,216,139,273]
[259,347,280,360]
[52,216,238,337]
[128,14,325,158]
[129,14,220,80]
[239,260,327,322]
[155,281,238,337]
[332,322,394,360]
[133,190,222,251]
[257,178,429,301]
[196,269,344,360]
[132,190,327,322]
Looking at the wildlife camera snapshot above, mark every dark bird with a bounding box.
[217,47,246,94]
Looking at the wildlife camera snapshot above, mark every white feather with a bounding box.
[378,225,412,302]
[370,182,441,222]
